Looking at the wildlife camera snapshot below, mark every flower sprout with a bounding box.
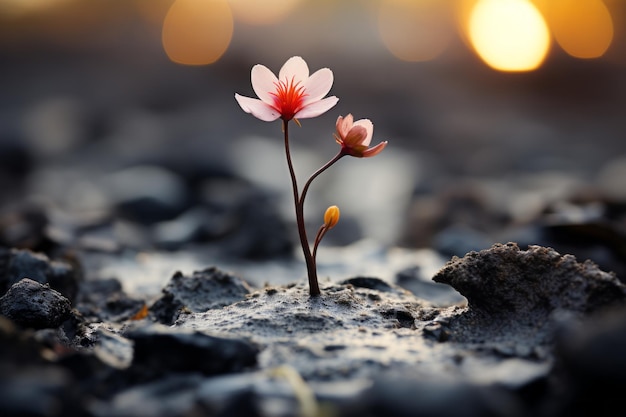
[323,205,340,229]
[335,114,387,158]
[313,205,341,264]
[235,56,339,122]
[234,56,389,296]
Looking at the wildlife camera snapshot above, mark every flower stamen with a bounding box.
[269,76,308,121]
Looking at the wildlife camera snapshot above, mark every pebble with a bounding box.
[0,278,72,329]
[125,323,259,377]
[0,247,79,301]
[103,165,189,224]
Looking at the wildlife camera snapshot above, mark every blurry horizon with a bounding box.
[1,0,625,248]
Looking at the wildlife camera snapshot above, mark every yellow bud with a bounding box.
[323,205,340,229]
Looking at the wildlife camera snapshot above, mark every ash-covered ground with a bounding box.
[2,3,626,416]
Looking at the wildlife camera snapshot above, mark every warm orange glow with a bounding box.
[455,0,480,46]
[378,0,454,62]
[544,0,614,59]
[0,0,129,46]
[133,0,174,24]
[228,0,301,25]
[468,0,550,71]
[162,0,233,65]
[0,0,70,16]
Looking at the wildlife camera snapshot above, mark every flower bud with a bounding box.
[323,205,340,229]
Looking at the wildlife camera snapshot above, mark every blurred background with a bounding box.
[1,0,625,280]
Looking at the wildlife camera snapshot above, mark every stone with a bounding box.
[0,278,72,329]
[433,242,626,345]
[150,267,251,325]
[125,324,259,378]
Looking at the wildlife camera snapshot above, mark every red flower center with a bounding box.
[270,76,307,121]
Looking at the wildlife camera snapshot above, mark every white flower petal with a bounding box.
[279,56,309,84]
[235,94,280,122]
[302,68,333,105]
[294,96,338,119]
[352,119,373,146]
[251,64,279,105]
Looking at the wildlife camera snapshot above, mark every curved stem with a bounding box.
[298,152,344,208]
[283,120,320,296]
[312,225,327,263]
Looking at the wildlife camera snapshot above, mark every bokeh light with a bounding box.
[133,0,173,24]
[378,0,454,62]
[228,0,301,25]
[0,0,69,16]
[468,0,550,71]
[542,0,614,59]
[162,0,233,65]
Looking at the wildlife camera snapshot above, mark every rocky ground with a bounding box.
[2,228,626,417]
[3,10,626,416]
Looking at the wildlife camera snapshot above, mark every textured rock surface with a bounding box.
[433,243,626,347]
[150,267,252,325]
[126,324,259,378]
[433,243,626,316]
[2,244,626,417]
[0,248,79,301]
[0,278,72,329]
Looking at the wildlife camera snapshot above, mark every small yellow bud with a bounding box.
[323,205,340,229]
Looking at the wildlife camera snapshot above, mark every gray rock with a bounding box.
[0,278,72,329]
[0,247,79,301]
[90,374,205,417]
[76,278,145,323]
[150,267,252,325]
[434,243,626,317]
[552,305,626,416]
[104,165,189,224]
[340,376,523,417]
[433,242,626,346]
[125,323,259,377]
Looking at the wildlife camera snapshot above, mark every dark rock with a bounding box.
[0,315,47,364]
[104,165,190,224]
[0,278,72,329]
[0,366,85,417]
[0,247,80,301]
[401,185,508,249]
[0,203,49,250]
[150,267,251,325]
[423,322,450,342]
[200,178,292,259]
[197,372,293,417]
[340,376,523,417]
[149,293,184,326]
[340,276,394,292]
[152,206,235,250]
[76,278,145,323]
[91,328,134,370]
[125,324,258,378]
[89,374,206,417]
[552,305,626,417]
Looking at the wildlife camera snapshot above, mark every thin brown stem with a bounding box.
[298,152,344,208]
[283,120,320,296]
[312,225,327,262]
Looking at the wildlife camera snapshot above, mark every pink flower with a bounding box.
[235,56,338,122]
[335,114,387,158]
